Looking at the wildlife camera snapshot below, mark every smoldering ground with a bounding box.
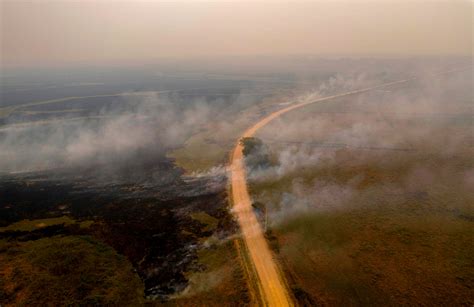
[0,91,238,301]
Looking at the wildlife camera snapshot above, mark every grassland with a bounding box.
[249,149,473,305]
[168,133,231,173]
[0,216,93,232]
[0,236,144,306]
[190,211,219,233]
[168,239,250,306]
[247,77,474,305]
[276,199,473,305]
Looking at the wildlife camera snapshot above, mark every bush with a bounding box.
[240,137,272,170]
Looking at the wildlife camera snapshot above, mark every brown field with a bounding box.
[249,74,474,305]
[0,236,144,306]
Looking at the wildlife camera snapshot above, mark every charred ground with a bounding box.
[0,151,238,303]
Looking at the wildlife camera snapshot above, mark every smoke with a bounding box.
[0,92,215,173]
[247,67,473,224]
[270,180,355,223]
[187,165,228,178]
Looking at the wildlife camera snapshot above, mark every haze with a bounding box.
[1,0,472,68]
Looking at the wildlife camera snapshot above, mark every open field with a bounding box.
[1,59,471,305]
[248,71,473,305]
[0,236,144,306]
[228,72,463,306]
[0,216,93,232]
[2,0,472,304]
[250,156,473,305]
[277,206,473,305]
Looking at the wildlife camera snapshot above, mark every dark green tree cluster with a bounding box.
[240,137,272,170]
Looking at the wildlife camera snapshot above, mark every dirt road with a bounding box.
[229,78,416,306]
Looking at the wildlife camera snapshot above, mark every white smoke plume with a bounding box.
[246,67,473,223]
[0,92,216,173]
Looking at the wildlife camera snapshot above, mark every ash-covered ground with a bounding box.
[0,151,234,301]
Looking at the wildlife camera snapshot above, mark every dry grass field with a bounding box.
[249,73,473,305]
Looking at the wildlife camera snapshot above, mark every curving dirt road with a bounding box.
[229,78,415,306]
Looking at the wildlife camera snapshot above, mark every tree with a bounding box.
[240,137,272,170]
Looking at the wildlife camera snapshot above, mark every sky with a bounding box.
[1,0,472,68]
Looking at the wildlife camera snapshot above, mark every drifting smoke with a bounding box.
[188,165,228,178]
[247,67,473,224]
[0,92,218,173]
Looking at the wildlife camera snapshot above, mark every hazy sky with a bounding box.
[1,0,472,68]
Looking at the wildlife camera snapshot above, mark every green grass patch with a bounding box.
[190,211,219,232]
[0,216,76,232]
[168,133,229,173]
[0,216,95,232]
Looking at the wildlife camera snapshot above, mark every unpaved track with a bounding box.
[229,78,415,307]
